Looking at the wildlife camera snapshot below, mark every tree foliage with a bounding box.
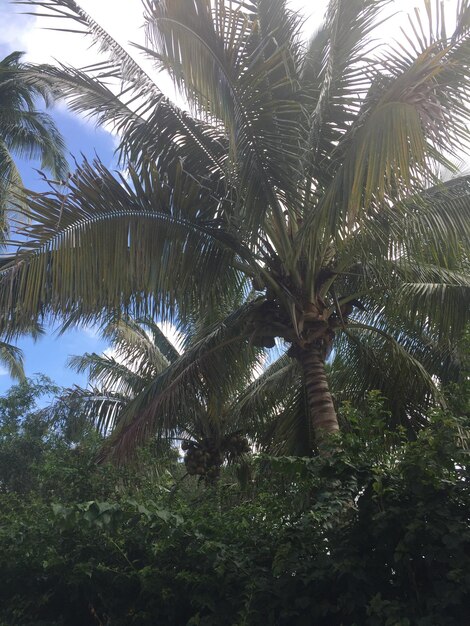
[60,314,258,475]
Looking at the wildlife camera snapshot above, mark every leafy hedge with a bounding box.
[1,389,469,625]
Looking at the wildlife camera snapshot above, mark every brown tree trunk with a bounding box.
[297,343,339,447]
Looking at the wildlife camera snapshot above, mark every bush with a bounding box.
[1,390,469,625]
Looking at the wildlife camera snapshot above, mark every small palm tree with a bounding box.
[1,0,469,447]
[61,314,261,476]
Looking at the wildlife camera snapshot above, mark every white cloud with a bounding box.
[103,346,117,360]
[0,366,8,377]
[81,325,100,340]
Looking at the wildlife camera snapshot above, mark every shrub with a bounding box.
[1,393,469,625]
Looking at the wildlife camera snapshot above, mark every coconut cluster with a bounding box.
[223,432,251,460]
[182,433,250,481]
[182,440,223,480]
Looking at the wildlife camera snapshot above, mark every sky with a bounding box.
[0,0,453,394]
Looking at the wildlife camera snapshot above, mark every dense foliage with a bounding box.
[1,380,469,626]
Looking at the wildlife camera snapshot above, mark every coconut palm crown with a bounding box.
[1,0,470,452]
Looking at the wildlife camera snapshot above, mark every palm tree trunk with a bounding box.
[297,343,339,446]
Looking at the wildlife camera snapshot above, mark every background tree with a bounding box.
[1,0,470,452]
[0,51,67,215]
[0,374,62,493]
[0,50,68,379]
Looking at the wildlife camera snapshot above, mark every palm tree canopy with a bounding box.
[61,316,181,437]
[1,0,469,445]
[0,49,67,381]
[60,310,265,466]
[0,51,68,215]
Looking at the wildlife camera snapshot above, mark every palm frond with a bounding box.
[299,1,470,261]
[0,51,68,180]
[59,385,127,436]
[63,314,184,435]
[1,110,67,177]
[302,0,392,195]
[0,140,25,221]
[141,0,306,254]
[230,352,297,425]
[330,309,454,431]
[67,352,146,398]
[0,158,250,329]
[100,317,174,377]
[228,351,310,453]
[391,275,470,341]
[15,1,229,177]
[262,388,310,456]
[0,340,25,381]
[339,254,470,344]
[327,174,470,342]
[351,175,470,266]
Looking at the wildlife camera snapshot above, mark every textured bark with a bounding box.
[298,343,339,445]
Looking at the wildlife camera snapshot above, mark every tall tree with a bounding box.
[1,0,470,449]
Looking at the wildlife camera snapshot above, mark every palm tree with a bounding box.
[0,50,67,380]
[1,0,470,450]
[61,314,261,476]
[0,51,68,216]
